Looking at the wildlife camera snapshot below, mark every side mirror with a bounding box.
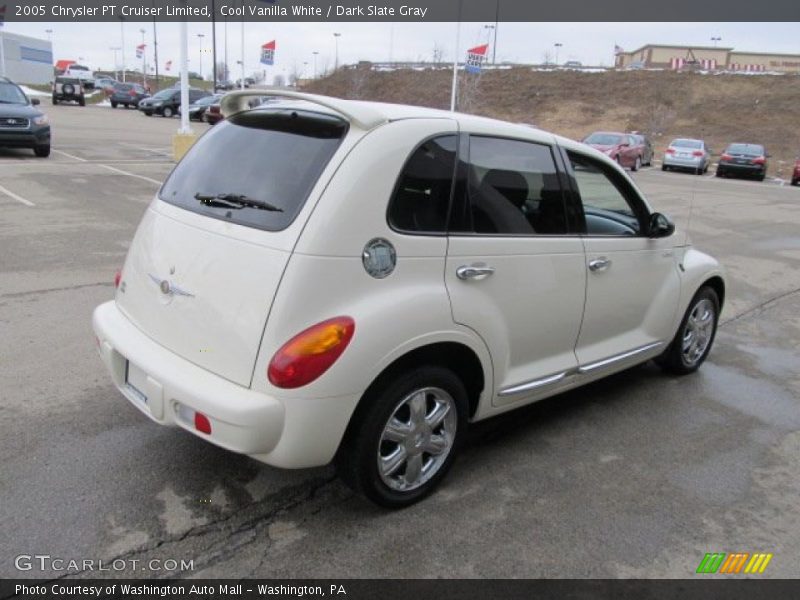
[649,212,675,238]
[31,98,41,106]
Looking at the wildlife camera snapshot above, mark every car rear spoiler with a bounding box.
[219,88,387,131]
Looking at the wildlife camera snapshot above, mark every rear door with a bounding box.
[445,134,586,406]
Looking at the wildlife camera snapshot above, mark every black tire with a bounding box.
[78,97,86,107]
[143,111,152,117]
[661,164,668,171]
[695,167,703,175]
[34,145,51,158]
[632,156,641,172]
[52,96,58,105]
[162,106,174,118]
[111,101,118,108]
[758,173,766,182]
[336,365,468,508]
[715,170,723,177]
[792,179,799,186]
[656,286,719,375]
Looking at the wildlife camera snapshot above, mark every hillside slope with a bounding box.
[305,68,800,176]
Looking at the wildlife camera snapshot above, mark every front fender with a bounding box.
[674,246,726,332]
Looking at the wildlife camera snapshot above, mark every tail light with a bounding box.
[129,89,137,97]
[665,148,675,154]
[114,269,122,288]
[721,153,732,161]
[692,150,704,156]
[752,157,766,165]
[268,317,355,389]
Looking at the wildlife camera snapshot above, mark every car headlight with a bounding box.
[33,115,49,125]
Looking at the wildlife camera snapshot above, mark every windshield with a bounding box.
[0,82,29,104]
[152,89,175,100]
[194,95,219,106]
[585,133,623,146]
[727,143,764,155]
[672,139,702,149]
[159,108,348,231]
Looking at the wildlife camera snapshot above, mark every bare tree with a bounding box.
[432,42,447,65]
[541,50,553,66]
[273,74,285,87]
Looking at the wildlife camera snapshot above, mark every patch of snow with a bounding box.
[19,85,50,98]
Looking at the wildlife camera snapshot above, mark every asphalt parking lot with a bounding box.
[1,103,799,579]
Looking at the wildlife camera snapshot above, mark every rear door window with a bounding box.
[159,109,348,231]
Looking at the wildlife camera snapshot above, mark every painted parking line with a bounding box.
[98,164,163,185]
[0,183,35,207]
[52,149,88,162]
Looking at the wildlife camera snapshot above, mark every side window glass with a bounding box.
[467,136,568,235]
[388,135,457,234]
[567,151,642,236]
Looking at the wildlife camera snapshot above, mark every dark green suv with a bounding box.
[0,76,51,157]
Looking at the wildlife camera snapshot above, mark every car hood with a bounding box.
[586,143,617,153]
[0,104,41,118]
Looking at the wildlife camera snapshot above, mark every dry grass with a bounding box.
[306,68,800,176]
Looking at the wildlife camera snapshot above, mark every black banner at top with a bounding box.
[3,0,800,23]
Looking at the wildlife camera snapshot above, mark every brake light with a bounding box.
[721,153,732,161]
[194,412,212,435]
[692,150,704,156]
[752,157,766,165]
[268,317,355,389]
[114,269,122,288]
[665,148,675,154]
[129,89,137,96]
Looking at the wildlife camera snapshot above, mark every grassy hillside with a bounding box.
[305,68,800,177]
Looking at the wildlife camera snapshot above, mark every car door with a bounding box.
[562,148,681,372]
[445,134,586,407]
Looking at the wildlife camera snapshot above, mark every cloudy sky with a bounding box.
[3,21,799,80]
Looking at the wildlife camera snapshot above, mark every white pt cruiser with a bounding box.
[93,90,725,507]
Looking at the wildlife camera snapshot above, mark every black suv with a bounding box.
[0,76,51,157]
[138,87,210,118]
[52,76,86,106]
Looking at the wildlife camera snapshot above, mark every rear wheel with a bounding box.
[661,164,668,171]
[111,101,118,108]
[792,178,799,186]
[657,286,719,375]
[78,97,86,107]
[336,366,468,508]
[632,156,641,172]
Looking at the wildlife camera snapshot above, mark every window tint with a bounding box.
[466,136,568,235]
[672,139,702,149]
[388,135,456,233]
[567,151,642,236]
[159,109,347,232]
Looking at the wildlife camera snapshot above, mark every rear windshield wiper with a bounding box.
[193,192,283,212]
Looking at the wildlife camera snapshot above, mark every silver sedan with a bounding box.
[662,138,711,175]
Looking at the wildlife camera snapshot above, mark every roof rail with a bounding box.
[219,88,387,130]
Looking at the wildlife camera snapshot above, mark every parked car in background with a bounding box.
[0,76,51,157]
[63,64,95,89]
[94,77,118,95]
[563,60,583,69]
[716,143,768,181]
[662,138,711,175]
[791,157,799,186]
[203,101,224,125]
[582,131,644,171]
[631,133,653,166]
[138,87,210,117]
[110,83,149,109]
[52,76,86,106]
[93,90,725,507]
[184,94,222,121]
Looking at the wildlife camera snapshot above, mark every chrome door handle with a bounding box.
[456,264,495,280]
[588,257,611,272]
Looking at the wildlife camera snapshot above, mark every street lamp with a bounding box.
[45,29,53,42]
[119,17,126,82]
[554,43,563,66]
[197,33,205,80]
[333,33,341,71]
[483,25,496,64]
[312,51,319,79]
[110,47,121,80]
[140,28,147,89]
[711,36,722,47]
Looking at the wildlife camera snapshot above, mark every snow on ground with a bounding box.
[19,85,50,97]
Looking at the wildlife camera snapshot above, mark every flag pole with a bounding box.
[449,0,462,112]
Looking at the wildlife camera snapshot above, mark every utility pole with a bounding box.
[312,51,319,78]
[197,33,205,80]
[554,42,563,66]
[110,47,121,80]
[119,17,126,82]
[333,32,341,71]
[152,0,159,88]
[140,28,147,89]
[211,0,217,88]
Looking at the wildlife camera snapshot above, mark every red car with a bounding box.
[792,157,800,186]
[582,131,645,171]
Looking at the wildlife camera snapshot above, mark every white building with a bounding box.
[0,31,54,85]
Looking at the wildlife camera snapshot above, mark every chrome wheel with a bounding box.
[377,387,457,492]
[681,298,715,366]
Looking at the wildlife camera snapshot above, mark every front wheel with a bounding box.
[657,287,719,375]
[162,106,174,118]
[336,366,468,508]
[34,145,51,158]
[111,101,118,108]
[632,156,641,172]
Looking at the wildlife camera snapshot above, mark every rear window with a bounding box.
[672,139,702,149]
[159,108,348,232]
[727,143,764,155]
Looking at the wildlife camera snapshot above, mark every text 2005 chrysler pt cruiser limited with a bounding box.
[93,90,725,507]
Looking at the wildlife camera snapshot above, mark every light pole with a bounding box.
[554,43,563,66]
[333,33,341,71]
[45,29,53,42]
[312,51,319,78]
[711,36,722,47]
[197,33,205,80]
[119,18,126,82]
[139,28,147,89]
[483,25,495,64]
[110,47,121,80]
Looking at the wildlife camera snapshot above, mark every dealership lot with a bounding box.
[1,104,799,578]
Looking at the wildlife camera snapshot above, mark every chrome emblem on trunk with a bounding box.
[148,273,194,297]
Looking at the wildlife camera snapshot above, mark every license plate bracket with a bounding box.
[126,361,149,404]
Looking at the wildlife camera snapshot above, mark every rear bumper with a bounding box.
[718,162,765,175]
[663,154,704,168]
[92,300,358,468]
